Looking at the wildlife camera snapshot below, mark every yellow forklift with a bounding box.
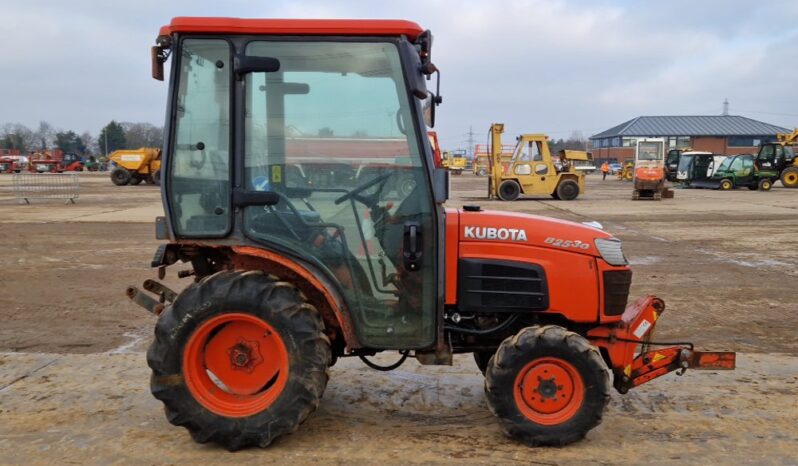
[487,123,587,201]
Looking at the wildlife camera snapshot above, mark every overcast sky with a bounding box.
[1,0,797,149]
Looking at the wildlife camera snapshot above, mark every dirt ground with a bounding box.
[1,172,797,464]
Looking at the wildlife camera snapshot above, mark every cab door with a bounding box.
[237,40,438,349]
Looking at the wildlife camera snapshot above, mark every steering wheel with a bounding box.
[334,172,392,206]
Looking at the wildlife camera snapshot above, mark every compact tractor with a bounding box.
[488,124,587,201]
[128,17,734,451]
[755,128,798,188]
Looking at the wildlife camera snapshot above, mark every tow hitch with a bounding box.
[588,296,736,393]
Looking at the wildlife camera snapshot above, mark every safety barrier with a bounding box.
[13,173,79,204]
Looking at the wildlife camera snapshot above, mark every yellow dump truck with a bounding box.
[109,148,161,186]
[441,150,467,175]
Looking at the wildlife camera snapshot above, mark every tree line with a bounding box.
[0,120,163,157]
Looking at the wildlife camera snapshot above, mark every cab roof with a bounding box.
[159,17,424,40]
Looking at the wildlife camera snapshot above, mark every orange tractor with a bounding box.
[128,17,734,451]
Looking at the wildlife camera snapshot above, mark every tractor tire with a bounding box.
[780,167,798,188]
[147,271,331,451]
[556,180,579,201]
[110,168,131,186]
[130,176,143,186]
[758,178,773,191]
[719,179,733,191]
[498,180,521,201]
[474,350,495,376]
[485,325,610,447]
[151,169,161,186]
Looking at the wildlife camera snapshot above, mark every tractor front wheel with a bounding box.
[758,178,773,191]
[780,167,798,188]
[719,179,733,190]
[485,325,609,446]
[473,350,495,375]
[110,168,131,186]
[147,271,331,451]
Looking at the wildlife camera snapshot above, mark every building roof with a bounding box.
[159,17,424,40]
[591,115,790,139]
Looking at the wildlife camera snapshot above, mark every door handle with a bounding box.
[403,221,422,272]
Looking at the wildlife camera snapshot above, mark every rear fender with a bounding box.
[231,246,359,348]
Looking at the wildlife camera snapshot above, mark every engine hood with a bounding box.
[456,208,614,257]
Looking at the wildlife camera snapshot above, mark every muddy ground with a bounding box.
[0,172,796,464]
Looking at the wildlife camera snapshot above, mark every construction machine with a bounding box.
[665,147,692,182]
[109,147,162,185]
[441,150,467,175]
[487,124,586,201]
[632,138,672,200]
[128,17,734,451]
[755,128,798,188]
[617,159,634,181]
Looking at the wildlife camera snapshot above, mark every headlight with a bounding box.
[595,238,627,266]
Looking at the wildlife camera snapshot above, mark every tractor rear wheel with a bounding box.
[147,271,331,451]
[780,167,798,188]
[556,180,579,201]
[485,325,609,446]
[498,180,521,201]
[110,168,130,186]
[758,178,773,191]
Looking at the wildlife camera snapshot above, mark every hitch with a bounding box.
[588,296,735,393]
[126,279,177,316]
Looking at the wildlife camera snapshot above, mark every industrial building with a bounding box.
[590,115,789,162]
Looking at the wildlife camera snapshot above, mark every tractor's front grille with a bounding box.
[603,270,632,316]
[457,259,549,312]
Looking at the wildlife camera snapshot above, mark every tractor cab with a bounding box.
[151,18,446,349]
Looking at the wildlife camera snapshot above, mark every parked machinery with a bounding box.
[129,16,735,451]
[755,128,798,188]
[665,147,692,182]
[696,154,776,191]
[617,159,634,181]
[632,138,672,200]
[473,142,513,176]
[488,124,586,201]
[109,147,161,185]
[441,150,467,175]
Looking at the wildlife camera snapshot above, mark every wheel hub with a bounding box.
[514,357,585,424]
[228,339,263,373]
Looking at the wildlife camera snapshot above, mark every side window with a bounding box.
[170,39,231,236]
[741,156,753,175]
[730,157,743,172]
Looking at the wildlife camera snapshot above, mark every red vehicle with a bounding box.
[127,17,735,451]
[0,156,19,173]
[27,150,83,173]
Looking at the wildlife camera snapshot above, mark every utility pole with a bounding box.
[104,128,108,157]
[467,126,475,157]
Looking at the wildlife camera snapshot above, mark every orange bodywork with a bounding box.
[445,208,624,323]
[634,166,665,182]
[160,17,424,39]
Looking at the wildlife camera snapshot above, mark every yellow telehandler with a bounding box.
[109,148,162,186]
[487,123,586,201]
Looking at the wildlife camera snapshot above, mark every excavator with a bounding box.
[755,128,798,188]
[487,124,587,201]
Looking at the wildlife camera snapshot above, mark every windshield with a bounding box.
[638,141,663,160]
[716,157,733,172]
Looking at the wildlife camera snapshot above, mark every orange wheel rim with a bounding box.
[513,357,584,425]
[183,313,289,417]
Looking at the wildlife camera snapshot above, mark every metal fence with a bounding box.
[13,173,79,204]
